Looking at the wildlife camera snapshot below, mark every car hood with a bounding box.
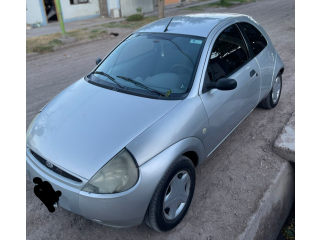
[27,79,181,179]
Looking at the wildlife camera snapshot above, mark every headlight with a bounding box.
[26,113,40,142]
[82,149,139,194]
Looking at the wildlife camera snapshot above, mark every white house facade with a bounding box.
[26,0,154,26]
[26,0,47,26]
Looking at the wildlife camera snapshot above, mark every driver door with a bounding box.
[200,23,261,156]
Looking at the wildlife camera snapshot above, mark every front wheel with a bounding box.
[144,156,196,232]
[259,73,282,109]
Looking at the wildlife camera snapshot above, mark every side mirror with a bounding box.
[206,78,237,91]
[96,58,102,65]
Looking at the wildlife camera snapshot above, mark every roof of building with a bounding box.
[136,13,248,37]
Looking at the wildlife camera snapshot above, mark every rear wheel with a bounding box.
[259,73,282,109]
[144,156,195,232]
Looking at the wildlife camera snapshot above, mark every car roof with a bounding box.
[136,13,248,37]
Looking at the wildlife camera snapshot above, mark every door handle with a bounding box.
[250,69,258,77]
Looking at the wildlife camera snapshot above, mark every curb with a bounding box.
[237,161,295,240]
[273,113,295,162]
[53,37,113,51]
[26,35,124,61]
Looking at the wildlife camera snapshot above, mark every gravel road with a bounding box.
[26,0,295,239]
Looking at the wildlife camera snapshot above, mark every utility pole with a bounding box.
[157,0,165,19]
[55,0,67,38]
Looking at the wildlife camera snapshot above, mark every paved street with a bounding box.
[26,0,295,239]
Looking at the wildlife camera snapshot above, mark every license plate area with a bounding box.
[33,177,61,213]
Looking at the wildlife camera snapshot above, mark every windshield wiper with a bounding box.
[116,76,169,97]
[94,71,124,89]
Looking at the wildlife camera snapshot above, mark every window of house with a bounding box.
[240,22,267,57]
[70,0,89,4]
[203,24,249,93]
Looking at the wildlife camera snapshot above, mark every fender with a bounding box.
[259,52,284,101]
[140,137,206,168]
[78,137,205,227]
[273,52,285,86]
[126,96,209,166]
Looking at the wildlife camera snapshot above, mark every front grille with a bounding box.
[30,150,82,183]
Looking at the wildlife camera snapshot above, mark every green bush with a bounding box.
[32,45,54,54]
[126,14,144,22]
[48,39,62,45]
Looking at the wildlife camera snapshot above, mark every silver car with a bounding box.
[26,13,284,232]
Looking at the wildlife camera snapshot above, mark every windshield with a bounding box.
[89,33,205,98]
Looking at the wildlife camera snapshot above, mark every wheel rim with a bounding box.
[272,76,281,104]
[163,171,191,220]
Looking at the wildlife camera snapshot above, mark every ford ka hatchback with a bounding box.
[26,13,284,232]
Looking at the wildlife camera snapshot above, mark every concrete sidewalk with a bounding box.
[26,17,125,38]
[274,113,295,162]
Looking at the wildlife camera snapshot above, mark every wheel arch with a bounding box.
[279,67,284,75]
[139,137,205,226]
[183,151,199,167]
[274,52,284,83]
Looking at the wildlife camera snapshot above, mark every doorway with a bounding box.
[42,0,58,23]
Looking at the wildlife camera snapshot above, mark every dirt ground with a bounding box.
[26,0,295,239]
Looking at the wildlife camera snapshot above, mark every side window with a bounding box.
[203,24,249,93]
[240,22,267,57]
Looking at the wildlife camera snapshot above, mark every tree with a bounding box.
[157,0,165,19]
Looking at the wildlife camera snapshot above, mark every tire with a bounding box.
[259,73,282,109]
[144,156,196,232]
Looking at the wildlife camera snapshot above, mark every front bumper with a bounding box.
[26,148,155,228]
[26,137,203,228]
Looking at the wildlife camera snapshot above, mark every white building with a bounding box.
[26,0,154,26]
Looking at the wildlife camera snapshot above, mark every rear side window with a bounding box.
[240,22,267,56]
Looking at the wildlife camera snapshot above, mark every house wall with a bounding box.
[165,0,180,5]
[107,0,120,16]
[119,0,154,17]
[61,0,101,22]
[164,0,191,5]
[26,0,47,26]
[98,0,109,17]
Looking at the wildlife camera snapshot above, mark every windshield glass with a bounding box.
[90,33,205,98]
